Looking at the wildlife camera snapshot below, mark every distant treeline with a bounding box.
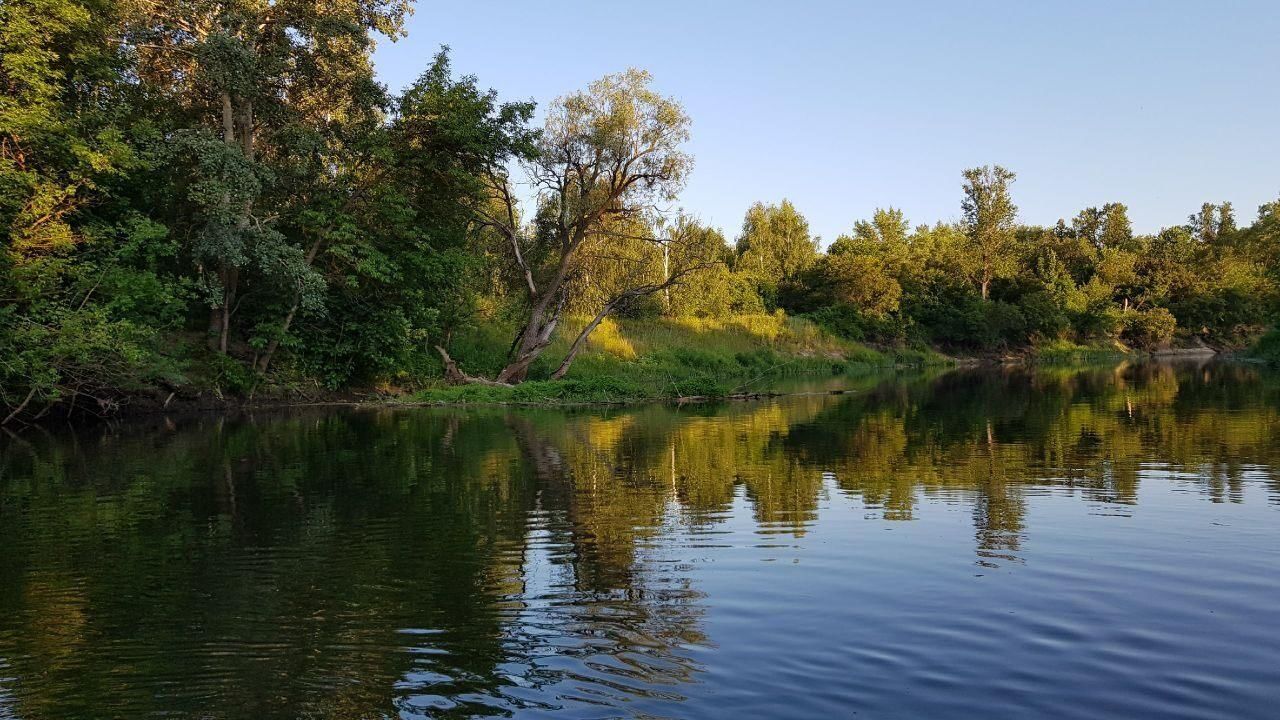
[3,0,1278,419]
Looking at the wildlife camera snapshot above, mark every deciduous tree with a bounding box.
[443,69,703,385]
[960,165,1018,300]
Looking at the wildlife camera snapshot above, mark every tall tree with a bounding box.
[829,207,909,256]
[442,69,705,385]
[259,48,537,381]
[0,0,171,413]
[735,199,816,278]
[1189,202,1223,244]
[733,199,816,305]
[128,0,410,354]
[1219,201,1238,238]
[1100,203,1134,250]
[960,165,1018,300]
[663,216,738,317]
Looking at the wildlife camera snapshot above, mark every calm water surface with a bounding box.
[2,362,1279,719]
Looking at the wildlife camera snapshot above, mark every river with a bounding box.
[1,361,1278,719]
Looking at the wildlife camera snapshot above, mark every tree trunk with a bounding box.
[491,257,573,384]
[220,300,231,354]
[435,346,512,387]
[257,236,324,374]
[2,388,36,426]
[255,299,298,374]
[208,91,252,355]
[496,305,559,384]
[225,267,239,353]
[221,90,235,144]
[207,92,238,353]
[550,269,703,381]
[438,282,562,387]
[207,306,223,351]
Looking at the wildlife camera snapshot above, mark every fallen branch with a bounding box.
[2,388,36,426]
[435,346,514,387]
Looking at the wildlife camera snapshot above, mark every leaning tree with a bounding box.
[438,68,715,385]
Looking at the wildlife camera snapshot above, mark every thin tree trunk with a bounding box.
[208,92,238,352]
[550,301,619,380]
[256,299,298,373]
[435,346,512,387]
[220,300,231,354]
[220,267,238,354]
[257,236,323,374]
[2,388,36,425]
[550,267,708,381]
[208,91,245,353]
[661,242,671,313]
[240,99,254,160]
[208,306,223,351]
[221,91,235,144]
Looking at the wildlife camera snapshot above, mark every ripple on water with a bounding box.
[2,365,1280,718]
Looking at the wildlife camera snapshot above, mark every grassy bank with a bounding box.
[412,313,949,405]
[1026,339,1133,364]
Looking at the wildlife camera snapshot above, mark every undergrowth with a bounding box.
[412,313,950,405]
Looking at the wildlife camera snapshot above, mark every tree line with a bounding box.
[3,0,1278,417]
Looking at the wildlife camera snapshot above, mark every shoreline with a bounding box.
[3,350,1251,431]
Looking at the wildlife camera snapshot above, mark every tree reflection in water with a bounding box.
[1,360,1278,718]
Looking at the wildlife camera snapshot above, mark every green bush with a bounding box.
[979,301,1027,350]
[1249,329,1280,366]
[806,305,909,344]
[1018,290,1071,341]
[1120,308,1177,349]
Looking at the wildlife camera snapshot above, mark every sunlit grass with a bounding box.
[1030,338,1132,364]
[580,317,637,358]
[413,312,947,405]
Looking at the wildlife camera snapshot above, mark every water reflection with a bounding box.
[1,361,1278,718]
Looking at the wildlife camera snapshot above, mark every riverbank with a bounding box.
[3,310,1250,425]
[407,314,948,406]
[0,314,940,424]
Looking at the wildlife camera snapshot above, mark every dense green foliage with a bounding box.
[2,2,1277,419]
[782,180,1279,355]
[1,0,533,413]
[1249,329,1280,368]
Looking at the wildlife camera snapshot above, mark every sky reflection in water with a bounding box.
[1,361,1278,719]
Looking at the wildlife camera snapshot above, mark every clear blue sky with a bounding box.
[373,0,1280,244]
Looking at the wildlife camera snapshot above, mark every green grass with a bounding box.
[411,313,947,405]
[1028,339,1132,364]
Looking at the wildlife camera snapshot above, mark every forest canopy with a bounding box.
[2,0,1278,417]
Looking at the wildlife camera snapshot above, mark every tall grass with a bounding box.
[413,312,941,405]
[1029,339,1131,364]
